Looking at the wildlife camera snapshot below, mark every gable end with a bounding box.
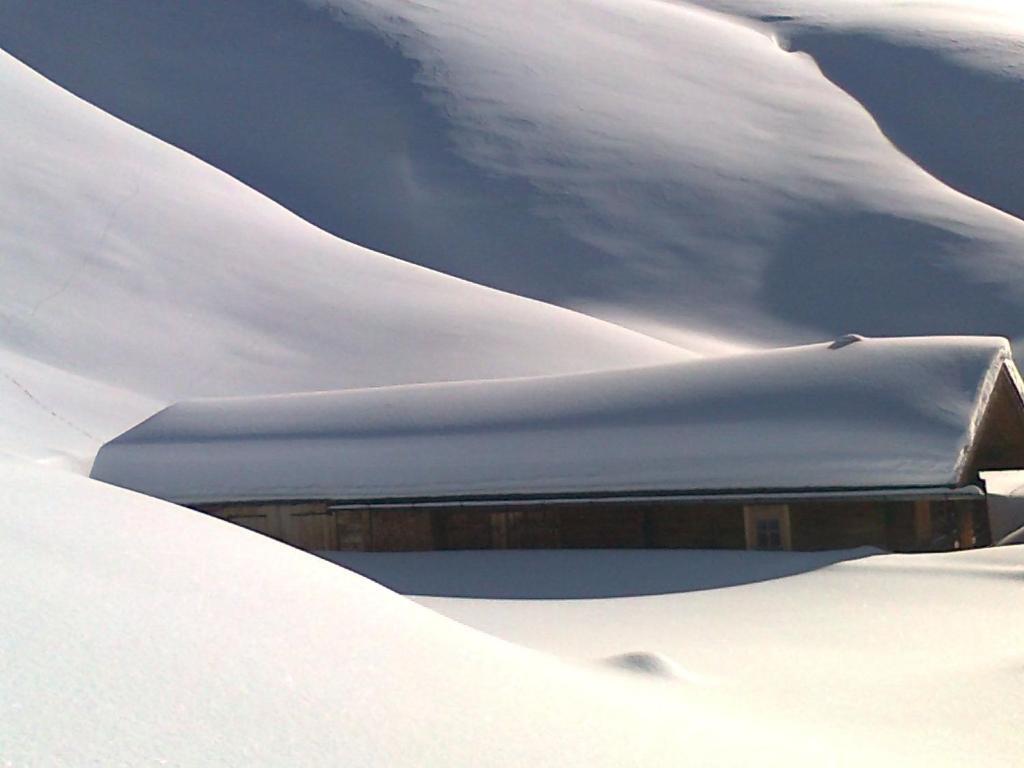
[959,362,1024,482]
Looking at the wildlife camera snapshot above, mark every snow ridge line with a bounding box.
[750,16,1024,228]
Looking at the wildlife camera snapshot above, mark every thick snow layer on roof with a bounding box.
[92,336,1014,503]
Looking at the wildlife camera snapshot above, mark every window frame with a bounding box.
[743,504,793,551]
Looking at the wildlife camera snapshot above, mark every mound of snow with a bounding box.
[599,651,704,683]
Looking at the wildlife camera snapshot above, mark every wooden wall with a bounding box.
[196,496,989,553]
[201,501,337,549]
[789,502,888,550]
[646,503,745,548]
[963,365,1024,477]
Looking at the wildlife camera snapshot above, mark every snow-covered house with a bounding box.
[91,336,1024,552]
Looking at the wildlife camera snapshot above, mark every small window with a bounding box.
[755,517,782,550]
[744,505,792,551]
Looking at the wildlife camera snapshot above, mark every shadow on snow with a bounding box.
[320,546,880,599]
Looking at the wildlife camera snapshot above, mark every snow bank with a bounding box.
[92,336,1013,503]
[1,461,851,767]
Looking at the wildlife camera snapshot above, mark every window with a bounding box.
[743,505,792,551]
[755,517,782,550]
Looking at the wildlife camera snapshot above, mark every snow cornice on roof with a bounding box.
[91,336,1021,505]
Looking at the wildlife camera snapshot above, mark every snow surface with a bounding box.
[93,336,1013,503]
[321,547,882,599]
[982,469,1024,541]
[689,0,1024,218]
[4,463,861,767]
[397,546,1024,767]
[3,0,1023,349]
[0,48,683,464]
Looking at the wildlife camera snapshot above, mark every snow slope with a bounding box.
[0,49,683,464]
[3,462,860,767]
[688,0,1024,219]
[91,336,1014,503]
[3,0,1023,348]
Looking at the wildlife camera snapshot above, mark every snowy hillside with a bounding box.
[3,0,1023,349]
[691,0,1024,218]
[0,49,681,464]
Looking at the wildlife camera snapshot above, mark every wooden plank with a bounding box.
[435,508,491,550]
[335,508,370,551]
[971,497,992,548]
[506,507,561,549]
[646,504,741,549]
[883,501,916,552]
[224,510,273,537]
[559,504,644,548]
[913,500,932,549]
[490,510,509,549]
[789,502,886,550]
[370,508,435,551]
[715,505,746,548]
[956,502,976,549]
[225,503,283,540]
[278,502,334,550]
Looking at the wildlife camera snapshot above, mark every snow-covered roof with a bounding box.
[90,336,1024,505]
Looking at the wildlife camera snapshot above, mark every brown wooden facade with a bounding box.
[195,493,991,554]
